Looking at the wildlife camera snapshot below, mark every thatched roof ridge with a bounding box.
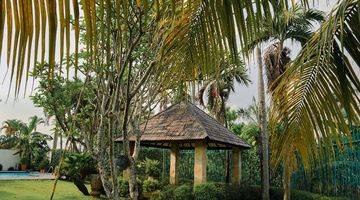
[116,100,250,149]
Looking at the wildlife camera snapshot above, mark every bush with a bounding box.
[38,158,50,170]
[193,183,218,200]
[8,167,14,171]
[142,158,161,178]
[143,177,160,193]
[61,152,97,179]
[118,177,129,197]
[0,164,2,171]
[158,185,176,200]
[174,184,193,200]
[233,186,347,200]
[155,184,345,200]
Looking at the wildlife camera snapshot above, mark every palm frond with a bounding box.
[270,0,360,169]
[0,0,315,94]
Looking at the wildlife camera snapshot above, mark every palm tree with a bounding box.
[249,4,325,91]
[270,0,360,179]
[248,4,324,199]
[198,58,249,183]
[1,1,359,199]
[198,59,249,124]
[1,116,52,168]
[256,46,270,200]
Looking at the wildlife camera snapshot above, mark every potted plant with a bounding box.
[39,159,49,173]
[20,157,28,171]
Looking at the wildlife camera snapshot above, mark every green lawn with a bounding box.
[0,180,95,200]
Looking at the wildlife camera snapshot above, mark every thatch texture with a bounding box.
[116,101,250,150]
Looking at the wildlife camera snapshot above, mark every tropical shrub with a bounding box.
[143,177,160,193]
[193,183,218,200]
[158,185,175,200]
[173,184,193,200]
[155,184,345,200]
[32,150,49,170]
[1,116,52,169]
[38,158,50,170]
[61,152,98,196]
[141,158,161,178]
[233,186,346,200]
[61,153,97,179]
[118,177,129,197]
[19,157,29,168]
[0,135,17,149]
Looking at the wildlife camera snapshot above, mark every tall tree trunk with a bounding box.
[257,46,270,200]
[128,157,139,200]
[282,146,292,200]
[222,98,231,184]
[191,81,196,103]
[283,159,291,200]
[60,133,63,152]
[96,96,119,199]
[51,131,58,163]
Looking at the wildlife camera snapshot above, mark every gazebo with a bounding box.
[116,101,250,185]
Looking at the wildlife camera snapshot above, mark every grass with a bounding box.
[0,180,94,200]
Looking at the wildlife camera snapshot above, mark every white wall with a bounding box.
[0,149,20,171]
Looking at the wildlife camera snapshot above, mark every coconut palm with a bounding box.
[1,116,52,168]
[198,57,249,183]
[247,4,325,199]
[1,1,360,200]
[270,0,360,172]
[249,4,325,92]
[198,58,249,124]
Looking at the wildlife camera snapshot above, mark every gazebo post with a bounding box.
[194,142,207,185]
[170,143,179,185]
[231,147,242,186]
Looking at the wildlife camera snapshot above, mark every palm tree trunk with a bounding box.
[221,98,231,184]
[60,133,63,151]
[283,159,291,200]
[192,81,196,103]
[257,46,270,200]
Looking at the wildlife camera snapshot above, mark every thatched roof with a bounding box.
[116,101,250,150]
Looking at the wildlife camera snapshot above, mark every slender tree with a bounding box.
[248,4,324,199]
[256,46,270,200]
[270,0,360,182]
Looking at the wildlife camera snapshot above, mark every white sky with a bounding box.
[0,1,336,140]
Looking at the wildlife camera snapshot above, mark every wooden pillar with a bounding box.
[231,147,242,186]
[194,142,207,185]
[170,143,179,185]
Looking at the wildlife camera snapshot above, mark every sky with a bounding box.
[0,1,336,138]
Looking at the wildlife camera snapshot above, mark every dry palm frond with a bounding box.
[263,43,291,91]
